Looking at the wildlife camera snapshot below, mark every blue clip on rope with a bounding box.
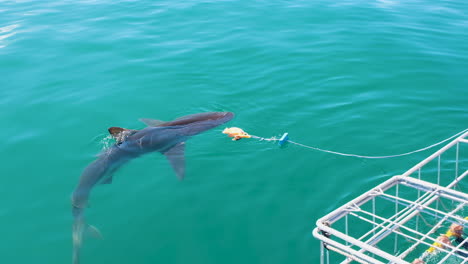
[278,133,289,146]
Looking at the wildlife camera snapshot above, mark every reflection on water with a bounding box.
[0,24,19,48]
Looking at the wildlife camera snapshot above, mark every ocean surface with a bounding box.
[1,0,467,263]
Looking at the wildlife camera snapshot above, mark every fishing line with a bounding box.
[222,127,468,159]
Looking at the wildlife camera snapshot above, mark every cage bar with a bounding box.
[313,131,468,263]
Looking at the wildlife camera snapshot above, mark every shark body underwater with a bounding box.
[71,112,234,264]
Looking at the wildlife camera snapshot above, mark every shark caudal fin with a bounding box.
[72,218,102,264]
[72,208,85,264]
[72,203,102,264]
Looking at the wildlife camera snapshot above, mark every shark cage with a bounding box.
[313,131,468,264]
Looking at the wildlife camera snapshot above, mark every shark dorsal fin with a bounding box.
[139,118,166,127]
[163,142,185,180]
[108,127,138,144]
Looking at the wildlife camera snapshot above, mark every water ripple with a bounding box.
[0,24,19,48]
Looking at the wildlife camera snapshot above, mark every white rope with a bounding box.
[252,128,468,159]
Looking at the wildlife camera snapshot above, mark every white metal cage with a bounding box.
[313,131,468,264]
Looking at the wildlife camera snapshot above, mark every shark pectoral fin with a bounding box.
[139,118,166,127]
[86,225,103,240]
[100,168,117,185]
[108,127,138,144]
[101,175,113,184]
[164,142,186,180]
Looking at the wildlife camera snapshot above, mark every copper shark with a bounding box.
[71,112,234,264]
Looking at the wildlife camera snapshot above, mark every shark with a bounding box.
[71,111,234,264]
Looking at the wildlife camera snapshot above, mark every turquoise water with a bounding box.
[1,1,467,263]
